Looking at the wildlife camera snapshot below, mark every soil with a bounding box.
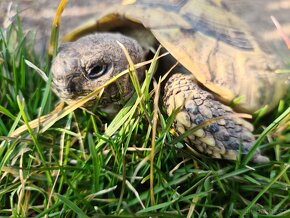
[0,0,120,55]
[0,0,289,58]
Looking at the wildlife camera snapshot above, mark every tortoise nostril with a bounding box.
[66,86,75,94]
[66,76,83,94]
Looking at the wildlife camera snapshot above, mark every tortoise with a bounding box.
[51,0,288,163]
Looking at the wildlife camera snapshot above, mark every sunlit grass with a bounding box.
[0,8,289,218]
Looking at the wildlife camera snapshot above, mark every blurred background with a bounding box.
[0,0,289,57]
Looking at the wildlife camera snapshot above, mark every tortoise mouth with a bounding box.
[51,80,90,101]
[53,84,134,111]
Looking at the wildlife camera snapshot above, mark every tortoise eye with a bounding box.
[87,64,107,79]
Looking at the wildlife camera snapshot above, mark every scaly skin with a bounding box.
[51,33,269,163]
[164,72,269,163]
[51,33,145,116]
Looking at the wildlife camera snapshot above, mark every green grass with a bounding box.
[0,11,290,218]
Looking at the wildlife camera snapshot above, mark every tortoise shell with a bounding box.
[62,0,287,113]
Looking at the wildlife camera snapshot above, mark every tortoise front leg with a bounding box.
[163,72,269,163]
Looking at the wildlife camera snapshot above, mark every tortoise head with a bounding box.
[51,33,145,115]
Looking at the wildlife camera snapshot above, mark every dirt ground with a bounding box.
[0,0,120,55]
[0,0,289,58]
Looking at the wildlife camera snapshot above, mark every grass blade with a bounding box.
[55,194,90,218]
